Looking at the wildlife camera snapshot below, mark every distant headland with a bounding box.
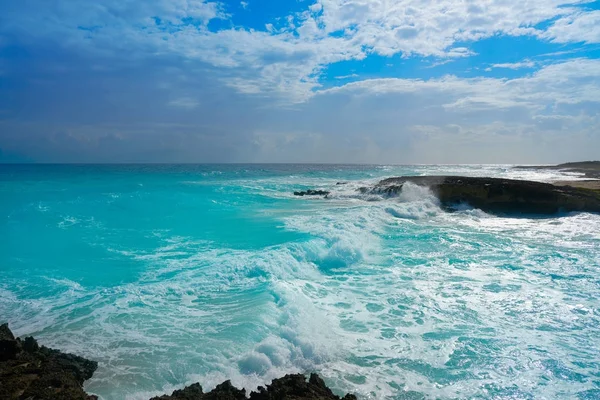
[294,162,600,214]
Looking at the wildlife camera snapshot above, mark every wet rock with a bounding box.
[0,323,98,400]
[0,323,19,361]
[151,383,205,400]
[153,374,356,400]
[1,324,355,400]
[152,380,247,400]
[373,176,600,214]
[249,373,357,400]
[293,190,330,197]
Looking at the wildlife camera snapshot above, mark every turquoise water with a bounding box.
[1,164,599,400]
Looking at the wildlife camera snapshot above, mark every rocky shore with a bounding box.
[150,374,356,400]
[0,324,356,400]
[294,174,600,215]
[0,323,98,400]
[373,176,600,214]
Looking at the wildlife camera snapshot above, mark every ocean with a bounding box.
[1,164,599,399]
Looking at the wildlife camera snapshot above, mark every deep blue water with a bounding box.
[1,164,599,399]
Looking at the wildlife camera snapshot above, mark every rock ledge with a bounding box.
[374,176,600,214]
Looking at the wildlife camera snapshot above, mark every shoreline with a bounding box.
[0,324,356,400]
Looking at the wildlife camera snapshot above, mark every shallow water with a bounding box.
[1,164,599,399]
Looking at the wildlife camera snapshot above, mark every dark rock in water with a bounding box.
[153,374,356,400]
[0,323,19,361]
[294,190,330,197]
[373,176,600,214]
[0,323,98,400]
[250,373,357,400]
[150,380,247,400]
[151,383,205,400]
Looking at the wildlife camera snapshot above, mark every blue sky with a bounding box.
[0,0,599,163]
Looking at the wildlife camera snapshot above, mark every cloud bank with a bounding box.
[0,0,599,163]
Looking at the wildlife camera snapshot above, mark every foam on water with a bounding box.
[1,164,599,400]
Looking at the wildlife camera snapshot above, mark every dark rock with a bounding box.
[205,381,246,400]
[372,176,600,214]
[293,190,330,197]
[0,323,20,361]
[154,374,355,400]
[23,336,40,353]
[249,373,356,400]
[150,383,205,400]
[0,323,98,400]
[1,325,355,400]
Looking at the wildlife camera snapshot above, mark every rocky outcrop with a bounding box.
[152,374,356,400]
[374,176,600,214]
[150,380,247,400]
[1,324,356,400]
[0,323,98,400]
[250,373,356,400]
[293,190,330,197]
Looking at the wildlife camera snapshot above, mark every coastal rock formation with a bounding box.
[150,380,247,400]
[152,374,357,400]
[374,176,600,214]
[249,373,357,400]
[0,323,98,400]
[1,324,356,400]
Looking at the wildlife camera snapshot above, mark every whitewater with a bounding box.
[1,164,599,399]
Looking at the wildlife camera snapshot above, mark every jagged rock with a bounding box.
[293,190,330,197]
[150,383,205,400]
[1,324,356,400]
[0,323,98,400]
[153,374,356,400]
[373,176,600,214]
[0,323,20,361]
[249,373,357,400]
[151,381,246,400]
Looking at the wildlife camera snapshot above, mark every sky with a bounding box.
[0,0,599,163]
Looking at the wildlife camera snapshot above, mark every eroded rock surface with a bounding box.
[2,324,356,400]
[0,323,98,400]
[374,176,600,214]
[152,374,356,400]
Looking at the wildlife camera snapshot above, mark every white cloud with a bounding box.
[246,58,600,163]
[240,1,249,9]
[309,3,323,13]
[544,10,600,44]
[2,54,599,163]
[168,97,200,109]
[1,0,598,103]
[487,60,537,71]
[321,58,600,109]
[334,73,358,79]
